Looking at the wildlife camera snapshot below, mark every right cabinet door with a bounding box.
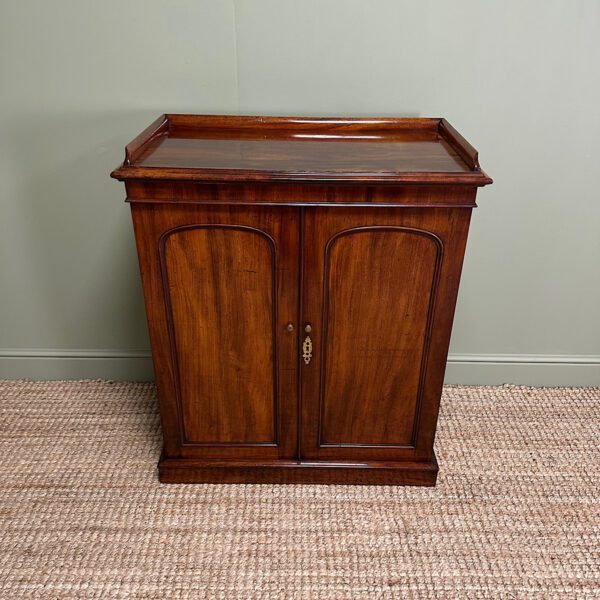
[300,207,471,462]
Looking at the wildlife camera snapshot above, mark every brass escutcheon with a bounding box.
[302,336,313,365]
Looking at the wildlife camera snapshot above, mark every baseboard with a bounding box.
[0,349,598,386]
[0,349,154,381]
[445,354,600,386]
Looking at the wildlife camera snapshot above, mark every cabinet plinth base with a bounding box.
[158,454,438,486]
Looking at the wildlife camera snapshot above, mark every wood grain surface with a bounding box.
[117,114,491,484]
[300,207,471,463]
[161,225,277,444]
[319,226,441,447]
[112,114,492,186]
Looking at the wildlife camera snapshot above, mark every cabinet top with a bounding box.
[111,114,492,186]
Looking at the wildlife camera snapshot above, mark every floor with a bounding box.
[0,380,598,599]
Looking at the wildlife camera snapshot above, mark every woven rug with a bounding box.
[0,381,598,599]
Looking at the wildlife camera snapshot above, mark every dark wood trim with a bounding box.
[166,113,441,133]
[158,454,438,485]
[127,199,478,208]
[114,165,492,186]
[122,181,480,208]
[297,207,306,460]
[438,118,488,175]
[124,114,170,166]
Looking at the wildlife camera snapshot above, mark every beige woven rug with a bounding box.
[0,381,598,599]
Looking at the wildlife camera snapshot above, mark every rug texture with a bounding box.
[0,381,598,599]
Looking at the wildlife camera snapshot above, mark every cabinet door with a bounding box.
[300,207,471,462]
[132,204,299,460]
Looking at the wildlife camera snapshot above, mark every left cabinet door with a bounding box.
[131,203,300,460]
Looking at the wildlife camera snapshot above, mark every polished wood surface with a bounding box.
[124,181,480,208]
[162,226,276,444]
[158,455,438,485]
[131,204,299,460]
[320,225,440,446]
[300,207,471,463]
[114,114,492,485]
[112,115,492,186]
[136,136,469,173]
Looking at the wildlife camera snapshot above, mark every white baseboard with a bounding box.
[0,349,598,386]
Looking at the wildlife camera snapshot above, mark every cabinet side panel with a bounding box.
[321,228,441,446]
[161,226,276,444]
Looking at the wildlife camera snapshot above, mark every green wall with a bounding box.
[1,1,599,385]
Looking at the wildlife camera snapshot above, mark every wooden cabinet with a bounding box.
[112,115,491,485]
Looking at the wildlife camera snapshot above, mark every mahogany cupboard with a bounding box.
[111,115,492,485]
